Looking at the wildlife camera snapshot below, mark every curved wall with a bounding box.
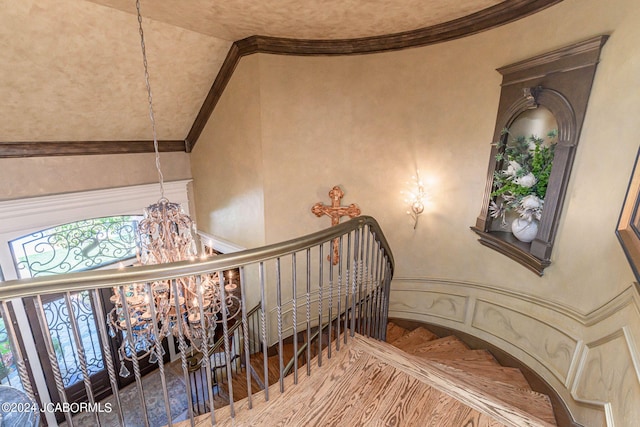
[191,0,640,424]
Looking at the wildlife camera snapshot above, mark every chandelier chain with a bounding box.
[136,0,164,200]
[106,0,242,370]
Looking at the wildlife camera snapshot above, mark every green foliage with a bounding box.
[492,129,556,199]
[0,319,13,380]
[0,361,8,381]
[530,131,557,198]
[489,129,557,224]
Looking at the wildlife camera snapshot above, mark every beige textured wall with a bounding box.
[191,55,265,249]
[0,152,191,201]
[191,0,640,424]
[254,0,639,309]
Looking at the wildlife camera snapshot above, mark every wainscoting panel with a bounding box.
[472,299,578,384]
[383,290,468,324]
[389,278,640,427]
[573,326,640,426]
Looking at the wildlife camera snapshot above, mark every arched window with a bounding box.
[0,181,191,423]
[5,215,142,390]
[10,215,142,278]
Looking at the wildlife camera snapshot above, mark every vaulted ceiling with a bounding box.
[0,0,561,157]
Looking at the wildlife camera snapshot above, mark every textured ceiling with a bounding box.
[1,0,230,142]
[1,0,544,151]
[86,0,502,40]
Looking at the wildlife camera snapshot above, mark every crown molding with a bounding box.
[1,0,562,157]
[0,140,187,158]
[185,0,564,151]
[185,43,243,151]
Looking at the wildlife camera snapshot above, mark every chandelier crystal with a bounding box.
[106,0,239,376]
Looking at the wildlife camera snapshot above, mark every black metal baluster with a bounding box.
[363,227,372,337]
[350,229,361,338]
[305,249,311,376]
[259,262,269,401]
[219,273,235,417]
[336,236,343,351]
[344,232,352,343]
[64,292,100,426]
[383,257,393,340]
[239,266,253,409]
[317,243,323,367]
[34,295,74,426]
[328,243,334,359]
[170,279,196,425]
[373,240,383,339]
[118,287,150,427]
[357,226,366,335]
[275,258,284,393]
[144,282,172,426]
[0,301,37,405]
[291,252,298,384]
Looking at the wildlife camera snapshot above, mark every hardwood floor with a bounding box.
[174,325,557,427]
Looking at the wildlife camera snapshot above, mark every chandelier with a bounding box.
[106,0,239,376]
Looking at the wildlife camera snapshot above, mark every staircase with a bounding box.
[386,322,557,425]
[181,322,558,426]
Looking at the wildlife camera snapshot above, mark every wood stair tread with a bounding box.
[405,350,559,425]
[385,325,556,424]
[199,324,557,426]
[428,362,556,425]
[390,326,439,349]
[422,349,500,365]
[356,335,556,426]
[385,322,410,343]
[427,359,534,392]
[401,335,469,356]
[192,335,554,427]
[424,359,531,390]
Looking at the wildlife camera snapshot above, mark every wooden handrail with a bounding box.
[0,216,393,300]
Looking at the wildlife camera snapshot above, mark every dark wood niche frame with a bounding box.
[0,0,562,158]
[616,148,640,284]
[471,35,608,275]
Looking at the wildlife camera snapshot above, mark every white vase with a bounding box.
[511,218,538,243]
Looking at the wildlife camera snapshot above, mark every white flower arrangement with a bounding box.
[489,129,557,227]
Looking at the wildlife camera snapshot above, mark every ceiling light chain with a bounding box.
[136,0,164,200]
[106,1,241,373]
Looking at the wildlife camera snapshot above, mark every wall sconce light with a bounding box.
[402,172,427,229]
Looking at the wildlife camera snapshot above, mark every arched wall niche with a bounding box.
[472,35,608,275]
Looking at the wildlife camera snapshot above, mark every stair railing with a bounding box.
[0,215,393,426]
[186,302,262,414]
[281,292,375,378]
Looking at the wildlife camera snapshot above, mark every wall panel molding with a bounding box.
[471,299,578,385]
[389,277,640,426]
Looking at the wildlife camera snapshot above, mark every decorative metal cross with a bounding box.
[312,186,361,264]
